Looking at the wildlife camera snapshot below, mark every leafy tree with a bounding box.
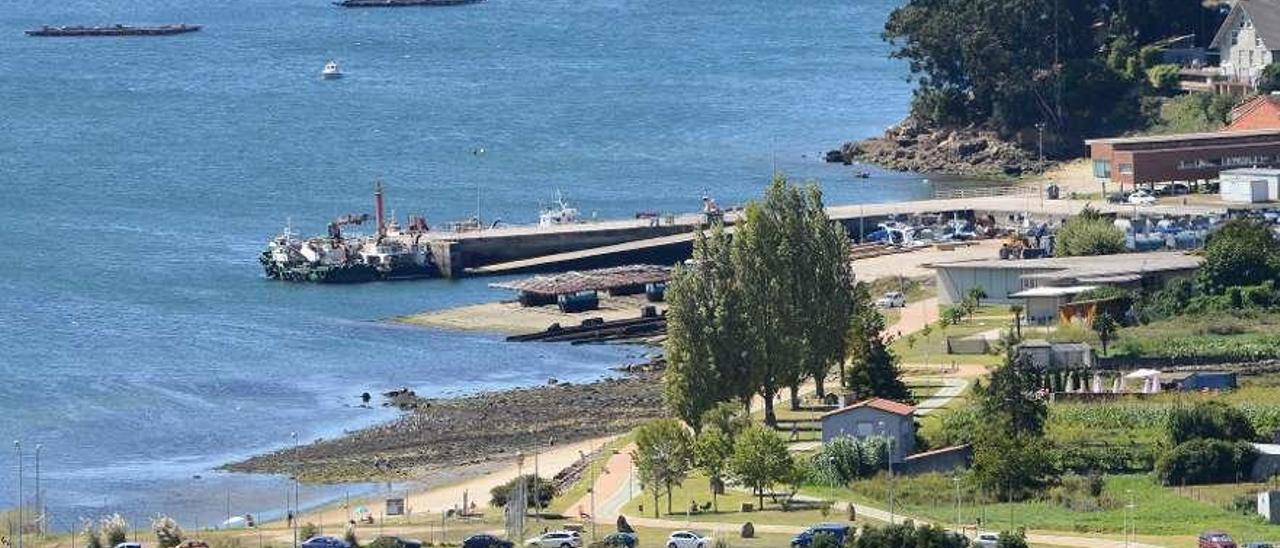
[1150,92,1237,134]
[980,348,1047,436]
[1091,312,1118,355]
[844,335,913,403]
[489,475,556,508]
[631,419,694,517]
[728,425,795,510]
[1055,207,1125,257]
[967,287,987,308]
[151,515,184,548]
[972,428,1057,501]
[1198,219,1280,294]
[101,514,129,547]
[82,521,103,548]
[1156,438,1259,485]
[1167,402,1256,446]
[1145,64,1181,95]
[1261,63,1280,93]
[845,283,888,386]
[693,426,734,512]
[663,226,750,431]
[700,402,750,442]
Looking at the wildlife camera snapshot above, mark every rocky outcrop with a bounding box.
[832,117,1045,177]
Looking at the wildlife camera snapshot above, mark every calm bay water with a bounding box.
[0,0,928,529]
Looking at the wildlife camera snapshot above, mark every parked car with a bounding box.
[372,537,422,548]
[973,533,1000,548]
[875,291,906,308]
[525,531,581,548]
[1244,542,1274,548]
[1200,531,1238,548]
[791,523,852,547]
[1128,189,1157,205]
[1107,192,1129,204]
[600,532,637,548]
[301,537,350,548]
[665,530,709,548]
[1158,183,1191,196]
[115,544,144,548]
[462,535,514,548]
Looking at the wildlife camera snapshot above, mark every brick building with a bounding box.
[1085,129,1280,187]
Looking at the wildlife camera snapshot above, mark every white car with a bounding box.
[525,531,581,548]
[875,291,906,308]
[1128,190,1157,205]
[973,532,1000,547]
[665,530,709,548]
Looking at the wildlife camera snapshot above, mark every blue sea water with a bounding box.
[0,0,933,530]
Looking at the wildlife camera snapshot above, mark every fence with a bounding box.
[932,185,1038,200]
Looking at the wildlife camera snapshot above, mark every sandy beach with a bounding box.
[395,295,666,335]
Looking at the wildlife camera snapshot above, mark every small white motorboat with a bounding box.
[321,60,343,79]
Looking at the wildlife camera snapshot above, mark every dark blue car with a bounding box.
[461,534,514,548]
[301,537,350,548]
[791,523,852,547]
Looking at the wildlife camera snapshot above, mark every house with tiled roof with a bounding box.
[820,397,915,463]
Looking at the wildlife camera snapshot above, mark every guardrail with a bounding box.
[932,185,1038,200]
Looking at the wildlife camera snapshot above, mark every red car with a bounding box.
[1200,531,1238,548]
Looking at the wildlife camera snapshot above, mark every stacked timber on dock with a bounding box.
[848,242,919,261]
[490,264,671,307]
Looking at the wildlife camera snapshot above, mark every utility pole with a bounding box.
[292,432,300,548]
[14,441,22,548]
[953,475,961,534]
[1036,121,1047,211]
[34,444,42,538]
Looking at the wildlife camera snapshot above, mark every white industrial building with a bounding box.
[931,252,1204,314]
[1220,168,1280,203]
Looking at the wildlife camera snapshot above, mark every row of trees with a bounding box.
[631,415,799,517]
[1140,219,1280,321]
[664,175,909,429]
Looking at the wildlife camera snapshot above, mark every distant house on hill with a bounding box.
[820,398,915,463]
[1211,0,1280,88]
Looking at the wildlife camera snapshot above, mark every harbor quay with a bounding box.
[405,194,1242,277]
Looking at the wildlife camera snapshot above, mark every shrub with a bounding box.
[489,475,556,509]
[1167,401,1256,446]
[997,530,1030,548]
[299,522,319,541]
[150,515,184,548]
[1055,207,1125,257]
[809,436,889,486]
[810,532,841,548]
[102,514,129,547]
[82,520,103,548]
[853,521,968,547]
[1145,64,1182,95]
[1156,439,1258,485]
[344,527,359,548]
[1199,219,1280,294]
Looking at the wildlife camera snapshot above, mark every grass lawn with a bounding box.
[809,474,1280,542]
[889,318,1006,367]
[622,472,850,529]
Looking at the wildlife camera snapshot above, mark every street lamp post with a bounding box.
[15,441,23,548]
[953,475,962,534]
[34,444,41,538]
[877,422,895,525]
[1124,489,1135,548]
[291,432,299,548]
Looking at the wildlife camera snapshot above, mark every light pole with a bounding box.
[34,444,41,538]
[1124,489,1134,548]
[515,450,525,542]
[1036,122,1047,211]
[877,422,895,525]
[953,475,962,534]
[15,440,23,548]
[291,431,299,548]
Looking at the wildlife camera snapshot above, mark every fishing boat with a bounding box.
[321,60,343,79]
[539,192,581,227]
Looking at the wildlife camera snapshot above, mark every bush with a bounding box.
[809,436,889,486]
[299,523,319,541]
[1199,219,1280,294]
[1167,401,1256,446]
[810,532,841,548]
[1145,64,1182,95]
[1261,63,1280,93]
[1055,207,1125,257]
[1156,439,1258,485]
[489,475,556,509]
[997,530,1030,548]
[151,515,184,548]
[853,521,968,547]
[102,514,129,547]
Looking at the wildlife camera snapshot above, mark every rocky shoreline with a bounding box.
[829,117,1046,178]
[224,371,665,483]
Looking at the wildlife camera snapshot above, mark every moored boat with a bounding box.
[25,24,202,37]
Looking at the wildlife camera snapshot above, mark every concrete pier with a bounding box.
[407,195,1240,276]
